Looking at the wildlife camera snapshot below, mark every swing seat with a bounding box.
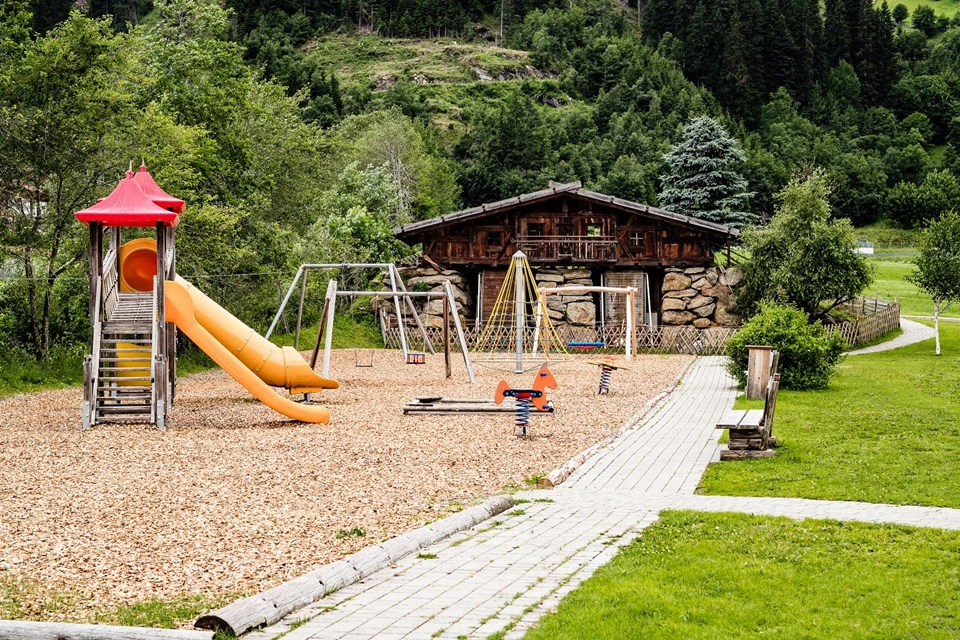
[406,352,426,364]
[568,341,606,349]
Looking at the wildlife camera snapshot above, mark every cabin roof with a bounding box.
[393,181,741,240]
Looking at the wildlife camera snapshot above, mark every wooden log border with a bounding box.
[194,495,516,636]
[539,356,697,488]
[0,620,213,640]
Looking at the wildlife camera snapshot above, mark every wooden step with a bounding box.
[99,357,151,363]
[97,404,152,413]
[100,348,151,354]
[97,394,152,402]
[102,338,151,344]
[99,375,152,382]
[95,412,153,421]
[98,366,152,372]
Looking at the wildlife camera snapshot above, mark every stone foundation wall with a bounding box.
[378,265,473,328]
[534,268,596,327]
[660,266,742,328]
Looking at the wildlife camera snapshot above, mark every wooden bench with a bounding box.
[717,351,780,460]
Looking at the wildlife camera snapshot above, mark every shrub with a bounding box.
[726,303,846,390]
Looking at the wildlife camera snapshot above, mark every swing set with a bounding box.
[267,264,475,385]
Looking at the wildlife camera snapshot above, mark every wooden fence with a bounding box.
[383,324,739,356]
[381,296,901,355]
[824,298,901,346]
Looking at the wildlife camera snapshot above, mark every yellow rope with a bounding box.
[472,254,569,371]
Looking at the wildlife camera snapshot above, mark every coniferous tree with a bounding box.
[824,0,851,65]
[658,116,756,228]
[859,2,896,106]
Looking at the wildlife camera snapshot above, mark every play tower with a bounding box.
[76,166,337,429]
[75,166,182,429]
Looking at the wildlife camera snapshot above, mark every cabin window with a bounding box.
[486,230,502,246]
[528,223,545,237]
[630,231,644,247]
[558,221,575,237]
[587,224,602,237]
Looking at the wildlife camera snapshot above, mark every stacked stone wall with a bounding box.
[378,265,473,328]
[660,266,742,328]
[533,267,596,327]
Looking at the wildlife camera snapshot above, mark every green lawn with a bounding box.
[863,258,960,318]
[524,511,960,640]
[699,320,960,508]
[875,0,960,18]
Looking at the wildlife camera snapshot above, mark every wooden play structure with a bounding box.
[494,364,557,437]
[75,166,337,429]
[537,284,647,360]
[472,251,568,373]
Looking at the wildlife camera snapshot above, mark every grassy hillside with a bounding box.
[876,0,960,18]
[303,35,542,88]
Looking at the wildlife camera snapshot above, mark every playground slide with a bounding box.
[165,281,332,423]
[118,239,337,423]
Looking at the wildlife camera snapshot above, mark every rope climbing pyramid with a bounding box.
[472,251,568,373]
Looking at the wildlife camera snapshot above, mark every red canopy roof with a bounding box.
[133,163,186,214]
[75,170,180,228]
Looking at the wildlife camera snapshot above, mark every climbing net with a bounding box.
[471,251,569,373]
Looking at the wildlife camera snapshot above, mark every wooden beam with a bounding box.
[310,280,334,370]
[294,269,309,350]
[443,294,451,379]
[0,620,213,640]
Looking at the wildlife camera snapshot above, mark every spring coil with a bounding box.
[598,365,613,395]
[515,397,532,438]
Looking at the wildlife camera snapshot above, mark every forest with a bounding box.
[2,0,959,368]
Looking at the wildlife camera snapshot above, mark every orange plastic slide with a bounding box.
[119,239,337,424]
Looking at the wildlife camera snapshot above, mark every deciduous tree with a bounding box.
[736,170,872,320]
[908,211,960,355]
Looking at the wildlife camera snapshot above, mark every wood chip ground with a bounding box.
[0,350,690,624]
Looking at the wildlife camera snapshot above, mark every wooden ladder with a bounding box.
[94,293,155,424]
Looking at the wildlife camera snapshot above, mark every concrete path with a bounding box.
[248,357,960,640]
[846,317,934,355]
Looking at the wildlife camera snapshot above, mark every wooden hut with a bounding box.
[391,181,741,332]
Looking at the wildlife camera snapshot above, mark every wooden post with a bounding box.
[746,345,773,399]
[625,288,634,361]
[444,281,475,384]
[88,222,102,349]
[443,294,451,379]
[294,269,309,350]
[322,279,338,378]
[309,280,334,370]
[155,223,167,426]
[109,226,120,255]
[386,266,409,359]
[393,265,435,354]
[167,226,176,406]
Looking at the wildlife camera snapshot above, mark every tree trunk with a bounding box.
[23,251,42,360]
[935,299,941,356]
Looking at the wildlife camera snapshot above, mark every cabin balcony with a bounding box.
[514,235,617,262]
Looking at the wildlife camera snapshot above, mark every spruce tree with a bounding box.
[658,116,756,228]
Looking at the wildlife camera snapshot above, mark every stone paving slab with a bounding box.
[244,356,960,640]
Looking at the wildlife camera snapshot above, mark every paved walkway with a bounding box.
[249,357,960,640]
[846,317,934,355]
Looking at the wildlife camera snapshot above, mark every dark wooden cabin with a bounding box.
[393,181,740,327]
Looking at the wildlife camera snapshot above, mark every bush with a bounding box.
[726,303,846,390]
